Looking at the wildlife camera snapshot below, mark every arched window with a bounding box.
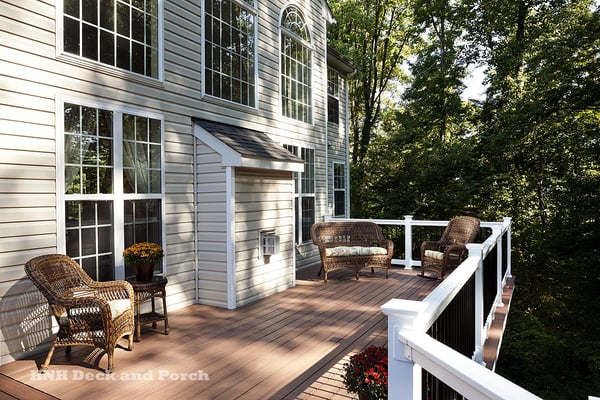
[280,6,312,123]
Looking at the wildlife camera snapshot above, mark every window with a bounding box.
[62,0,160,78]
[63,102,163,280]
[204,0,256,106]
[284,144,315,244]
[280,6,312,123]
[327,69,340,124]
[333,162,346,217]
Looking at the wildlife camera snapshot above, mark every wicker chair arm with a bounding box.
[443,243,468,255]
[381,238,394,255]
[91,280,134,301]
[60,296,112,322]
[421,240,444,253]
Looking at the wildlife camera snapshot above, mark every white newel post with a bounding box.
[503,217,512,278]
[404,215,413,270]
[467,243,485,364]
[494,224,505,308]
[381,298,428,400]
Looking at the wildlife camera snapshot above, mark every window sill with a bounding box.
[56,53,164,89]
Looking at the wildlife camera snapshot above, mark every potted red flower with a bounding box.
[342,345,388,400]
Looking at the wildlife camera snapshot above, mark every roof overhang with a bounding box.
[192,118,304,173]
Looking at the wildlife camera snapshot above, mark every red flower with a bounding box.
[342,345,388,399]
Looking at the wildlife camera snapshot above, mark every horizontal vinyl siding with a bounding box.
[0,1,60,363]
[1,0,338,364]
[234,169,294,307]
[195,142,228,308]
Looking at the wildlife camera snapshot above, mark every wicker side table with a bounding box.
[126,276,169,342]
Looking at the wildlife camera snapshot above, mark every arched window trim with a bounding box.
[279,4,313,124]
[280,5,311,46]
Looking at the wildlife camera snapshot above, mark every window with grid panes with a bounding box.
[63,102,163,280]
[280,6,312,123]
[283,144,315,244]
[62,0,159,78]
[333,162,346,217]
[327,69,340,124]
[204,0,256,106]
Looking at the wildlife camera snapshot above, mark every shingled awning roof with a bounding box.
[192,118,304,172]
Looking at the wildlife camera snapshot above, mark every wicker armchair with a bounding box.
[420,216,480,279]
[24,254,135,373]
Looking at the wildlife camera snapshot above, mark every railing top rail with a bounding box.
[402,331,543,400]
[326,216,511,234]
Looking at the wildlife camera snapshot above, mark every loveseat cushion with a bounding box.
[325,246,388,257]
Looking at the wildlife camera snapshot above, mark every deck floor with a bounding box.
[0,265,438,400]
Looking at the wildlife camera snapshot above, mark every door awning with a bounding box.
[193,118,304,172]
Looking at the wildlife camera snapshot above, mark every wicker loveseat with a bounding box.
[310,221,394,282]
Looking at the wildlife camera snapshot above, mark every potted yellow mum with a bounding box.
[123,242,164,281]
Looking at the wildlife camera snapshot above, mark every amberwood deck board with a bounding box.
[0,266,437,400]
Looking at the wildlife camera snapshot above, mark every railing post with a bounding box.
[467,243,485,365]
[404,215,413,270]
[494,225,504,307]
[503,217,512,278]
[381,298,427,400]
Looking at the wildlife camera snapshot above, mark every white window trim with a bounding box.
[278,4,315,126]
[283,142,316,244]
[55,0,165,84]
[55,94,166,280]
[201,0,259,109]
[332,161,347,217]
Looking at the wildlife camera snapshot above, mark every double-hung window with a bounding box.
[333,162,346,217]
[280,6,312,123]
[327,69,340,124]
[284,144,315,244]
[204,0,257,107]
[62,0,160,78]
[62,101,163,281]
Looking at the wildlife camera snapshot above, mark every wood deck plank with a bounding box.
[0,266,438,400]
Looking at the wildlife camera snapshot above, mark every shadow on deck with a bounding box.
[0,265,438,400]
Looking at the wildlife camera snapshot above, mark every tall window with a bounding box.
[204,0,256,106]
[63,102,163,280]
[62,0,160,78]
[327,69,340,124]
[280,6,312,123]
[333,162,346,217]
[284,145,315,244]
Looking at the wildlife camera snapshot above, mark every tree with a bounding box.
[339,0,600,397]
[402,0,470,143]
[328,0,416,164]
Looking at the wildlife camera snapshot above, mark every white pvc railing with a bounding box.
[327,216,541,399]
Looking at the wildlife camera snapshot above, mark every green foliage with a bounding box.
[337,0,600,398]
[328,0,416,164]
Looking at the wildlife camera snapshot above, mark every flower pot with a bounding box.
[135,263,155,281]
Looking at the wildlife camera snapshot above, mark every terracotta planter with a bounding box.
[135,263,155,281]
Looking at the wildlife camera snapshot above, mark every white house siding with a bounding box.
[195,142,229,309]
[1,0,64,365]
[0,0,343,364]
[234,169,295,307]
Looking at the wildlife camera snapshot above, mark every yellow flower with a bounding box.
[123,242,164,264]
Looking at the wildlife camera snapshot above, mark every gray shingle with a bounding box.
[194,118,304,164]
